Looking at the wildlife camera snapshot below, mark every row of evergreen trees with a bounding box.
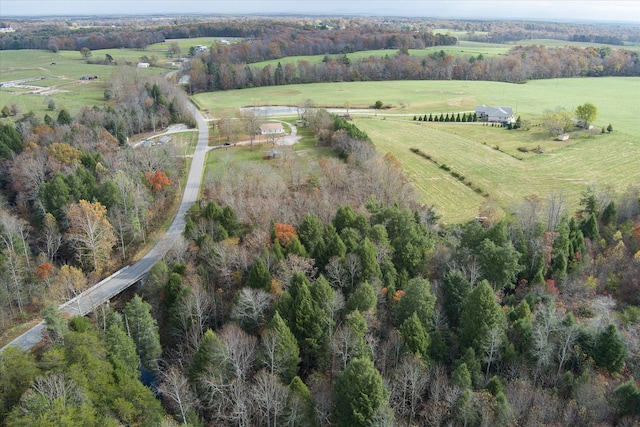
[413,112,478,122]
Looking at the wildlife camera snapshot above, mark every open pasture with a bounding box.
[193,78,639,133]
[0,49,161,116]
[247,41,510,69]
[354,117,640,222]
[195,77,640,222]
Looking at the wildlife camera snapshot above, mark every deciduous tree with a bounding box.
[66,200,116,272]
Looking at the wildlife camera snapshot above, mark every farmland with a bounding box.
[355,117,640,223]
[195,77,640,222]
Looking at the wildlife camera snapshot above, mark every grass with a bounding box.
[354,116,640,223]
[247,41,510,69]
[194,77,640,223]
[0,50,163,116]
[193,78,640,133]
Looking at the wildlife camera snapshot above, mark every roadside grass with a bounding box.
[353,116,640,223]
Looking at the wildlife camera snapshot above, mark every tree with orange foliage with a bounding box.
[36,262,55,285]
[66,200,116,272]
[273,223,297,246]
[145,170,172,192]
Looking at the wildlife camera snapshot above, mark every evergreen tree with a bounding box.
[592,323,627,373]
[439,113,445,121]
[0,347,38,420]
[580,213,599,241]
[124,295,162,370]
[321,223,346,266]
[477,239,521,290]
[441,270,471,328]
[601,201,617,227]
[333,357,388,427]
[261,311,300,383]
[396,277,436,330]
[346,281,377,313]
[105,313,140,376]
[400,312,430,360]
[358,238,382,281]
[459,281,505,354]
[428,113,433,122]
[247,258,272,290]
[288,376,317,426]
[413,115,417,121]
[458,347,484,388]
[611,379,640,417]
[422,114,427,121]
[297,212,325,259]
[285,236,308,257]
[456,113,461,122]
[189,329,232,387]
[278,273,331,370]
[451,362,472,389]
[445,113,450,122]
[57,108,73,125]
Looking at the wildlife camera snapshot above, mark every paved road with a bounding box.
[2,104,209,352]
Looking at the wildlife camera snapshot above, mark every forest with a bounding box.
[1,102,640,425]
[186,43,640,93]
[1,13,640,427]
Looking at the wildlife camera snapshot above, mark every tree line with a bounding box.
[186,43,640,93]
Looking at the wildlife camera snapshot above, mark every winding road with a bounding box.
[2,104,209,352]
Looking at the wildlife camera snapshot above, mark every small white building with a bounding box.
[260,123,285,135]
[137,62,150,68]
[557,133,570,141]
[475,105,514,123]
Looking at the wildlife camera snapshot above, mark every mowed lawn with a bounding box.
[354,117,640,223]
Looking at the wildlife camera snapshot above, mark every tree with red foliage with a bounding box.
[273,223,297,246]
[145,170,171,192]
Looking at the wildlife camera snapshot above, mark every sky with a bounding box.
[1,0,639,24]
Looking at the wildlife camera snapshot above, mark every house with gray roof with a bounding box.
[475,105,515,124]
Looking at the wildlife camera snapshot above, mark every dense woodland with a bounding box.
[1,14,640,427]
[1,105,640,425]
[186,43,640,93]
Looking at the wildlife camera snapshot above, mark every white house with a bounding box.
[475,105,515,123]
[260,123,285,135]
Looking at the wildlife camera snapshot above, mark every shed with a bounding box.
[557,133,570,141]
[137,62,150,68]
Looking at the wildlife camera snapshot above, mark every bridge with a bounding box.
[2,104,209,352]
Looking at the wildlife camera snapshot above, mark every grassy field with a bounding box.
[247,41,510,69]
[194,77,640,223]
[193,78,640,133]
[354,117,640,223]
[0,50,164,116]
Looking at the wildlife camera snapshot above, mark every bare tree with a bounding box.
[389,354,429,425]
[174,279,214,354]
[232,287,273,333]
[325,256,348,290]
[484,326,503,378]
[251,369,289,427]
[158,365,198,425]
[546,192,566,232]
[219,323,257,383]
[240,110,262,151]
